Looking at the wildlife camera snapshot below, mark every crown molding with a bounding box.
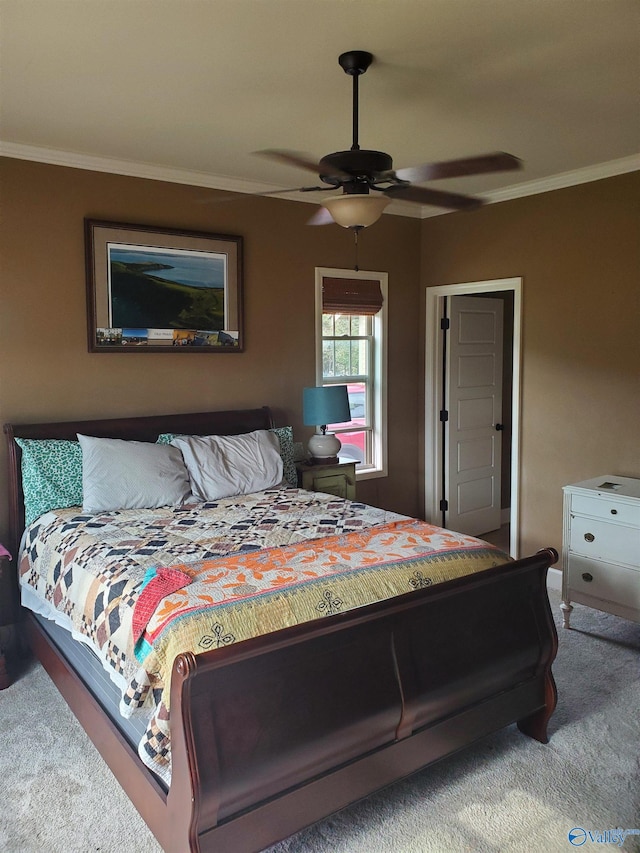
[480,154,640,205]
[0,140,422,218]
[0,140,284,195]
[1,140,637,220]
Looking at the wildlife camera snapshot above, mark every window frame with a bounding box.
[315,267,388,480]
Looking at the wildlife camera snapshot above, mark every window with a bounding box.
[315,268,387,478]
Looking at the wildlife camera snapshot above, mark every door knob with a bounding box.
[495,423,504,431]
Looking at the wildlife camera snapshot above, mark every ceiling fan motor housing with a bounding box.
[320,150,393,184]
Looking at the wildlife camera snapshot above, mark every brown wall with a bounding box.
[420,172,640,557]
[0,157,422,551]
[1,159,638,566]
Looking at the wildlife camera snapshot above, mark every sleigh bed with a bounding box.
[3,407,558,853]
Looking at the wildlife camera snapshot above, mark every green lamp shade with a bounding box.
[303,385,351,427]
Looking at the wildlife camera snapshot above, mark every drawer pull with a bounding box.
[610,508,618,515]
[581,572,593,583]
[584,532,595,542]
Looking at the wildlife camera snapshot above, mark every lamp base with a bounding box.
[308,432,342,464]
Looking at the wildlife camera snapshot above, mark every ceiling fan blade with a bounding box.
[197,184,330,206]
[308,207,335,226]
[395,152,522,184]
[255,149,351,180]
[196,187,307,204]
[255,149,323,173]
[385,184,482,211]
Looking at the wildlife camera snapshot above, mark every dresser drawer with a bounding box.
[567,554,640,610]
[297,461,357,501]
[309,472,352,499]
[569,515,640,566]
[571,493,640,526]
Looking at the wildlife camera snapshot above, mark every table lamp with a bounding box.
[303,385,351,464]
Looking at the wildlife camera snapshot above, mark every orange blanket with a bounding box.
[127,518,509,784]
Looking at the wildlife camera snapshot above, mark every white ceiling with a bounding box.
[1,0,639,216]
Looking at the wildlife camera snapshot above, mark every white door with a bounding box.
[445,295,503,535]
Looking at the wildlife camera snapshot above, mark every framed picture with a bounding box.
[85,220,243,352]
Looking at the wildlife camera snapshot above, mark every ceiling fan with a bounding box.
[257,50,522,229]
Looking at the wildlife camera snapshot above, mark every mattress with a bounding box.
[29,609,150,757]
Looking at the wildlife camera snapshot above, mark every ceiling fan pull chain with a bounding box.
[354,227,360,271]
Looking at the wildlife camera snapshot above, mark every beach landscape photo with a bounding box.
[107,244,227,331]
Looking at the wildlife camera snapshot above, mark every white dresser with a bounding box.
[561,475,640,628]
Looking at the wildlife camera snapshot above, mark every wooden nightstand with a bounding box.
[296,459,357,501]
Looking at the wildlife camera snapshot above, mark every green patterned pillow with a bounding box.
[271,426,296,487]
[15,438,83,526]
[157,426,297,488]
[156,433,178,445]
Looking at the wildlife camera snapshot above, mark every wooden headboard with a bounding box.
[3,406,274,560]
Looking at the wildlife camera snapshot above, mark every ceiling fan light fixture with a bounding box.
[322,194,390,229]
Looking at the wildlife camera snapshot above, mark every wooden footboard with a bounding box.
[24,547,557,853]
[160,547,557,853]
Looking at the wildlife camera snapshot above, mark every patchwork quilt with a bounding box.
[20,486,509,785]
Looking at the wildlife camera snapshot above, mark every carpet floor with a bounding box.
[1,590,638,853]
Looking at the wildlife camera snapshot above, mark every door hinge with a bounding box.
[439,499,449,512]
[440,317,450,330]
[439,409,449,422]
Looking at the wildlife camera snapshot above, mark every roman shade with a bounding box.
[322,277,384,316]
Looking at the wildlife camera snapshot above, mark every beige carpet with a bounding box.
[1,591,639,853]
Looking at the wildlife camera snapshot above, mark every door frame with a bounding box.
[425,278,523,557]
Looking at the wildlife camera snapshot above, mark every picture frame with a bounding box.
[85,220,243,352]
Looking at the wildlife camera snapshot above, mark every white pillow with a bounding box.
[78,434,191,513]
[170,430,284,501]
